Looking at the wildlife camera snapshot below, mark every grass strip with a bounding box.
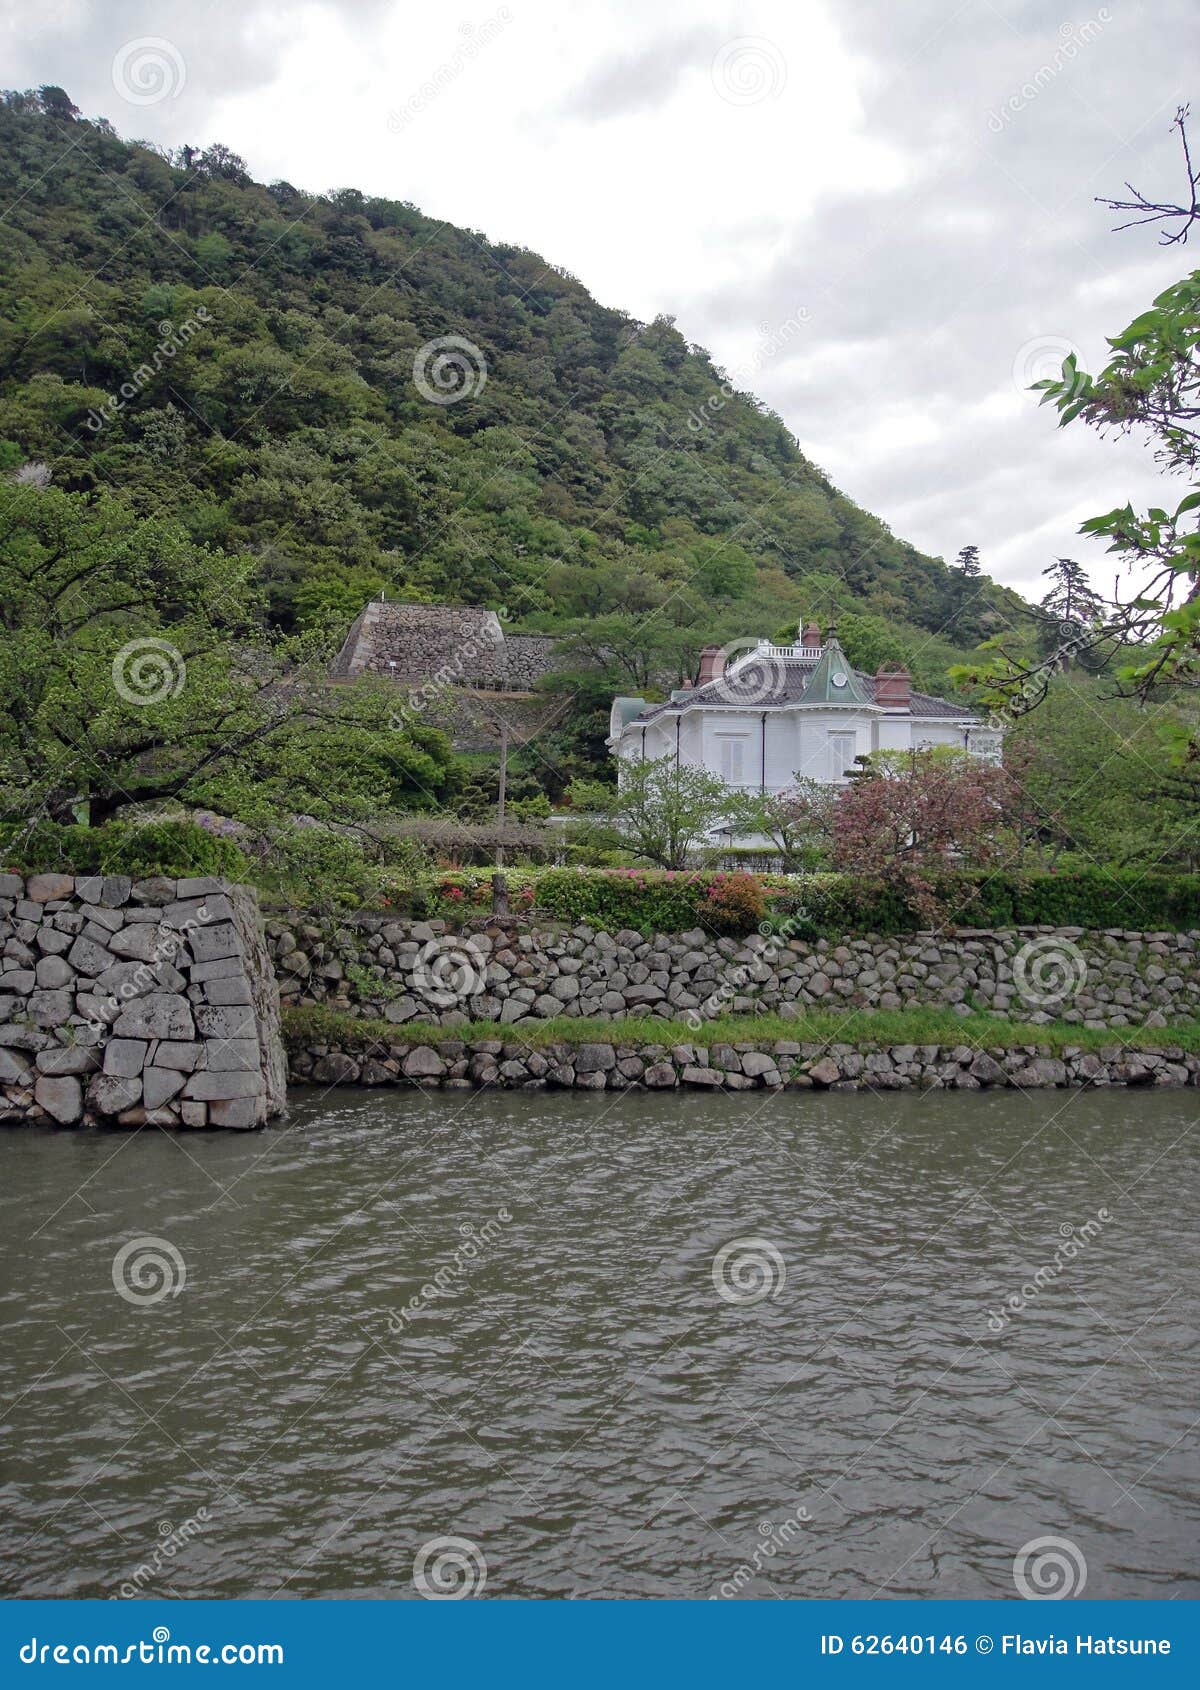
[283,1004,1200,1056]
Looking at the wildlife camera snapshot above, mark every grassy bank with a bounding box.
[283,1004,1200,1056]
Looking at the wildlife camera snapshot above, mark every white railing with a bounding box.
[729,640,823,668]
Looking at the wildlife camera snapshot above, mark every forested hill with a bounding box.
[0,87,1021,682]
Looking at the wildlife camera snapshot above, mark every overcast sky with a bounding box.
[5,0,1198,602]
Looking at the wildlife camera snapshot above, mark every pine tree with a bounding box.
[1037,557,1108,669]
[948,544,984,641]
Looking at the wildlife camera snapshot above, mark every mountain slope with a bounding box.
[0,87,1022,682]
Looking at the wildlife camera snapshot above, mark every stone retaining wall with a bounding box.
[0,874,286,1129]
[267,915,1200,1032]
[289,1034,1200,1091]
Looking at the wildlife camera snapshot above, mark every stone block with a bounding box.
[205,1038,260,1072]
[34,955,74,991]
[176,876,227,899]
[108,925,166,963]
[162,894,234,930]
[75,993,115,1030]
[99,876,132,907]
[643,1062,678,1087]
[189,923,243,964]
[0,874,23,899]
[402,1046,446,1079]
[154,1040,204,1072]
[179,1102,208,1127]
[68,936,116,977]
[208,1096,263,1129]
[97,959,186,998]
[87,1073,142,1114]
[193,1003,255,1040]
[189,955,243,983]
[0,1048,34,1085]
[27,873,74,902]
[112,994,195,1041]
[2,969,35,995]
[142,1066,187,1109]
[383,996,418,1023]
[184,1069,266,1100]
[116,1106,180,1126]
[204,976,252,1007]
[130,877,176,905]
[681,1065,722,1087]
[312,1053,360,1084]
[34,1074,83,1124]
[573,1042,616,1073]
[74,876,104,904]
[104,1039,149,1077]
[36,1044,100,1076]
[81,906,125,933]
[28,989,72,1027]
[35,927,72,956]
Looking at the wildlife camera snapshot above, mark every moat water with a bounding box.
[1,1086,1197,1599]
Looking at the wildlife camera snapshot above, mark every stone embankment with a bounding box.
[268,915,1200,1032]
[1,874,286,1129]
[290,1034,1200,1092]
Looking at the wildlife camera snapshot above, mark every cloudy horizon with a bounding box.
[4,0,1197,605]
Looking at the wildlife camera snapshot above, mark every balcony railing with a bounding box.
[729,639,823,667]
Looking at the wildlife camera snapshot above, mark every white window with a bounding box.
[828,731,856,782]
[716,735,748,784]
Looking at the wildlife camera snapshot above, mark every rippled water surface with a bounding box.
[1,1085,1197,1600]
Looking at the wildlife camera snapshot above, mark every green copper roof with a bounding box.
[611,696,648,728]
[801,633,871,706]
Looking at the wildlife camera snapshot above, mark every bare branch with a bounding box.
[1097,105,1200,244]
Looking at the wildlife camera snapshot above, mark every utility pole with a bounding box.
[492,712,509,916]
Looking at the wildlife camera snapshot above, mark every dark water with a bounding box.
[1,1084,1197,1601]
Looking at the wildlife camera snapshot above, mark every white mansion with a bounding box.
[608,623,1002,792]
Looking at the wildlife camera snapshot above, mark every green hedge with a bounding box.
[0,820,249,879]
[530,867,1200,936]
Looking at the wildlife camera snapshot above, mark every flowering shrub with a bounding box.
[699,872,767,934]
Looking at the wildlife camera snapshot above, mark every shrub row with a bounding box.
[529,867,1200,936]
[0,819,249,880]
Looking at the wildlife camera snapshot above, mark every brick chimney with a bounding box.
[697,644,726,686]
[801,621,821,648]
[875,665,911,710]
